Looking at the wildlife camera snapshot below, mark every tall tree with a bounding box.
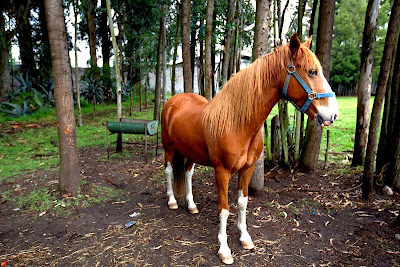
[16,0,35,76]
[74,0,82,127]
[106,0,122,121]
[100,0,111,66]
[249,0,271,196]
[363,0,400,200]
[44,0,80,196]
[352,0,380,166]
[387,37,400,190]
[300,0,335,172]
[221,0,235,86]
[171,0,181,96]
[154,4,168,121]
[0,11,12,99]
[87,0,97,67]
[182,0,193,93]
[204,0,214,101]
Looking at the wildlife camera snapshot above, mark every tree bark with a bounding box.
[87,0,97,66]
[45,0,80,196]
[352,0,380,166]
[74,0,82,127]
[100,0,111,66]
[16,0,35,76]
[162,34,167,105]
[363,0,400,201]
[154,4,168,121]
[221,0,236,86]
[0,13,12,99]
[182,0,193,93]
[249,0,271,196]
[204,0,214,101]
[300,0,335,172]
[171,1,181,96]
[106,0,122,122]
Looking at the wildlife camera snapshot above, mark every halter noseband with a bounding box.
[282,60,336,113]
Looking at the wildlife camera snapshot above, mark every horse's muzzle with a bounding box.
[316,113,338,127]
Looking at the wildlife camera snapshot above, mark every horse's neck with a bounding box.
[248,84,280,134]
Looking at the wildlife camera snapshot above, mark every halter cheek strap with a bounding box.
[282,61,336,113]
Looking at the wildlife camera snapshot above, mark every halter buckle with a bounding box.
[308,92,316,100]
[287,65,296,74]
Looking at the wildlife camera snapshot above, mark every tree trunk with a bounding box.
[100,0,111,66]
[376,34,399,174]
[198,15,205,97]
[74,0,82,127]
[145,70,149,108]
[45,0,80,196]
[352,0,380,166]
[204,0,214,101]
[16,0,35,76]
[190,22,196,90]
[249,0,271,196]
[0,13,12,99]
[300,0,335,172]
[38,0,52,81]
[294,0,306,162]
[162,34,167,105]
[154,4,168,121]
[363,0,400,201]
[117,0,125,83]
[221,0,235,86]
[271,115,281,163]
[182,0,193,93]
[106,0,122,122]
[171,1,181,96]
[87,0,97,67]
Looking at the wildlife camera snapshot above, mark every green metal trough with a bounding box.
[106,119,159,162]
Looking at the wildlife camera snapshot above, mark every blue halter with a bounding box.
[282,61,336,113]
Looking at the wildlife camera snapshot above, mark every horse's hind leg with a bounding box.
[185,161,198,214]
[237,165,255,250]
[165,149,178,209]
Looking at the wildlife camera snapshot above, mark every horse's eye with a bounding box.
[308,69,318,76]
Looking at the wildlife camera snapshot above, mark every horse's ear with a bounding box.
[303,35,313,49]
[289,33,301,56]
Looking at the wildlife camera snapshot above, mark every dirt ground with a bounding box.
[1,141,400,266]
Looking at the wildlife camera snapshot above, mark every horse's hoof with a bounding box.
[169,203,178,210]
[188,207,199,214]
[219,253,234,265]
[241,240,255,250]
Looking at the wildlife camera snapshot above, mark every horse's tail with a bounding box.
[172,150,186,202]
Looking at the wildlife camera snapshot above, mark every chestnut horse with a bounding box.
[161,34,339,264]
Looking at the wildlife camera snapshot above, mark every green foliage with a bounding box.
[330,0,367,91]
[1,72,55,117]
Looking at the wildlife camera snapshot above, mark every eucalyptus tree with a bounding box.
[44,0,80,196]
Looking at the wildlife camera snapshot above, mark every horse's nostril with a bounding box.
[332,114,338,122]
[316,115,324,125]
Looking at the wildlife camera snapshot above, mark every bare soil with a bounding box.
[1,142,399,266]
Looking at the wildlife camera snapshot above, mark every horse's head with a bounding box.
[280,33,339,127]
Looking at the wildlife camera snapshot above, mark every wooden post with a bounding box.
[324,130,330,169]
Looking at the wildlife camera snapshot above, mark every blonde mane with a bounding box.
[202,43,321,137]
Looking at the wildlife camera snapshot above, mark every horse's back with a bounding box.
[162,93,211,165]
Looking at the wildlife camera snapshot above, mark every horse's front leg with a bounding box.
[237,165,255,250]
[215,167,233,264]
[185,162,199,214]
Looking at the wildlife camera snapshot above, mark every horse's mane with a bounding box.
[202,43,321,138]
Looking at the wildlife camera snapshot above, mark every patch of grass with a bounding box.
[0,101,157,180]
[13,183,122,216]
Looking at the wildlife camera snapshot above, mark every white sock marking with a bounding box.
[185,164,197,210]
[166,162,177,206]
[237,190,252,243]
[218,209,232,256]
